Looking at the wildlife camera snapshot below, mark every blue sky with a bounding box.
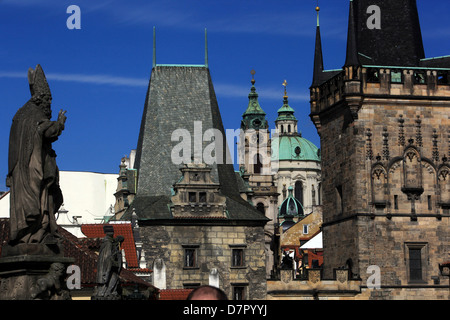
[1,0,450,191]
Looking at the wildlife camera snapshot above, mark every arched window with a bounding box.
[295,181,304,205]
[280,125,284,133]
[256,203,265,215]
[254,153,263,174]
[288,125,291,133]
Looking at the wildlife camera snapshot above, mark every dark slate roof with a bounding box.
[128,66,268,224]
[311,25,324,87]
[420,56,450,69]
[352,0,425,67]
[344,0,359,67]
[312,0,450,88]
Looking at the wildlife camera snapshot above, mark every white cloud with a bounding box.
[213,82,309,101]
[0,71,309,101]
[0,71,148,87]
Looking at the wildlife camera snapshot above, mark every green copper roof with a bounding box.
[279,186,304,217]
[242,83,266,116]
[271,135,321,162]
[241,78,268,131]
[276,96,297,121]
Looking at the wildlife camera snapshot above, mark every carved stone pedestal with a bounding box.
[0,244,74,300]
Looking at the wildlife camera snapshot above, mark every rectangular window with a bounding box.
[199,192,207,203]
[427,195,432,211]
[303,224,309,234]
[413,71,426,84]
[391,70,403,83]
[409,248,422,281]
[188,192,197,202]
[367,68,380,83]
[233,286,245,300]
[394,195,399,210]
[437,71,449,85]
[232,249,244,267]
[183,245,200,268]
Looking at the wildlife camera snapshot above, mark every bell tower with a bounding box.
[239,70,279,277]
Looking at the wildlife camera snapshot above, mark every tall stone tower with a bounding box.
[310,0,450,298]
[239,72,279,277]
[122,32,268,300]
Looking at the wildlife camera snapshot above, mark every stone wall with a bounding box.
[310,65,450,297]
[267,268,449,300]
[140,224,267,300]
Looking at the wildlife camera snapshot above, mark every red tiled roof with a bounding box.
[159,289,193,300]
[0,219,156,293]
[173,216,228,220]
[81,223,139,268]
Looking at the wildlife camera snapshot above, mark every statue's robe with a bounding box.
[7,100,64,244]
[96,236,114,287]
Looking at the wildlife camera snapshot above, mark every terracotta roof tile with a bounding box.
[159,289,193,300]
[81,223,139,268]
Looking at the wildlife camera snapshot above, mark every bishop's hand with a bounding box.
[57,110,67,126]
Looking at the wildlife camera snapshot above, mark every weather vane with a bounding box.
[282,80,288,97]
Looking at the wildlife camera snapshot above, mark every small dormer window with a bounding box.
[189,192,196,202]
[295,146,301,156]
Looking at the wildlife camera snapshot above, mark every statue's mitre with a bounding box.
[28,64,51,97]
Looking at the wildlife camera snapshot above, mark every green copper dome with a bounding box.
[275,97,296,122]
[271,135,321,162]
[279,187,304,218]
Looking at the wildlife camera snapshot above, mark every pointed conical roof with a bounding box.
[276,85,297,122]
[129,65,267,223]
[311,9,324,87]
[242,78,266,117]
[241,74,268,131]
[352,0,425,66]
[344,0,360,67]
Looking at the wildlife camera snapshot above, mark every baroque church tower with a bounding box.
[239,72,279,278]
[310,0,449,297]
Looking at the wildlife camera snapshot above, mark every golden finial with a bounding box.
[251,69,256,85]
[282,80,288,98]
[316,0,320,26]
